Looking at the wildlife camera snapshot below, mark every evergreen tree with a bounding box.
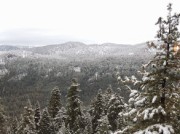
[95,115,111,134]
[57,122,69,134]
[125,3,180,133]
[83,112,93,134]
[10,117,18,134]
[117,75,142,133]
[54,107,67,132]
[34,101,41,132]
[65,79,85,133]
[0,98,7,134]
[48,86,62,118]
[119,86,141,133]
[38,108,55,134]
[90,89,105,133]
[16,100,36,134]
[107,93,125,132]
[103,85,113,114]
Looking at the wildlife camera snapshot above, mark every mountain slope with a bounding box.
[0,42,153,117]
[0,42,152,59]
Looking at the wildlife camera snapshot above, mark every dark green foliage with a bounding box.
[48,87,61,118]
[34,102,41,132]
[107,94,125,131]
[10,118,18,134]
[90,89,105,133]
[0,52,150,117]
[16,100,35,134]
[38,108,55,134]
[95,115,111,134]
[65,79,85,133]
[124,4,180,133]
[0,98,7,134]
[83,112,93,134]
[53,107,66,132]
[104,85,113,114]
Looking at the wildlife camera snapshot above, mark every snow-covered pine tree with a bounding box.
[95,115,111,134]
[57,122,70,134]
[121,85,141,133]
[34,101,41,132]
[54,107,67,132]
[9,117,18,134]
[16,100,36,134]
[177,93,180,132]
[104,85,113,115]
[83,111,93,134]
[114,75,141,133]
[0,98,7,134]
[90,89,105,134]
[65,79,85,133]
[38,108,55,134]
[48,86,62,118]
[107,93,125,132]
[126,3,180,134]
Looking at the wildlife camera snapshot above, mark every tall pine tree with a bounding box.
[90,89,105,134]
[107,93,125,132]
[95,115,110,134]
[16,100,36,134]
[38,108,55,134]
[48,87,62,118]
[104,85,113,115]
[34,101,41,132]
[127,3,180,133]
[65,79,85,133]
[54,107,67,132]
[0,98,7,134]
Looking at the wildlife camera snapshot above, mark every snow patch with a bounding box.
[128,52,134,55]
[0,69,8,76]
[134,124,174,134]
[130,90,138,97]
[123,108,137,117]
[134,97,146,107]
[163,60,167,66]
[152,95,157,103]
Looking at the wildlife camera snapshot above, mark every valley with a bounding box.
[0,42,153,116]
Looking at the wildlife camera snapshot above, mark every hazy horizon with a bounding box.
[0,0,180,46]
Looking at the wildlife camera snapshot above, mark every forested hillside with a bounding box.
[0,3,179,134]
[0,42,152,116]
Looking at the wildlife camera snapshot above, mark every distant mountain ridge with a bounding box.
[0,41,153,117]
[0,45,20,51]
[0,41,152,61]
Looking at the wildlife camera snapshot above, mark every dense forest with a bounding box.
[0,3,180,134]
[0,42,152,116]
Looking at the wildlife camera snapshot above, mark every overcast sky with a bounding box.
[0,0,180,46]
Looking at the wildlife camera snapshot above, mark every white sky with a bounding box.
[0,0,180,45]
